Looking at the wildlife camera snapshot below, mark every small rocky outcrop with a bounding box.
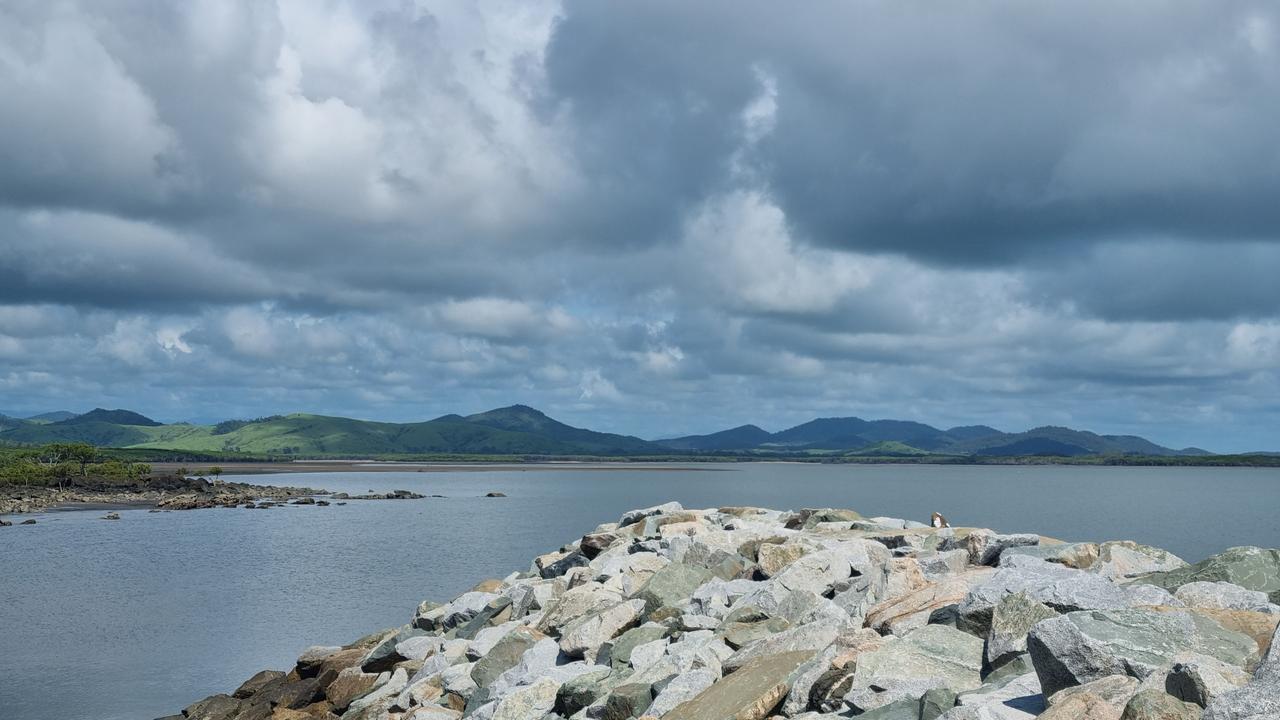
[170,503,1280,720]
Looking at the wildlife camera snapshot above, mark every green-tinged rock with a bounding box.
[986,591,1060,670]
[490,677,559,720]
[471,625,543,688]
[920,687,958,720]
[554,668,612,717]
[1140,546,1280,594]
[857,697,923,719]
[850,624,985,696]
[608,623,671,670]
[1121,689,1201,720]
[981,652,1036,687]
[720,617,791,649]
[663,650,814,720]
[1028,609,1259,697]
[632,562,714,615]
[602,682,653,720]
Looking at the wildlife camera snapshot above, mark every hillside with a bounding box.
[0,405,664,456]
[0,404,1243,459]
[658,417,1209,457]
[659,424,773,451]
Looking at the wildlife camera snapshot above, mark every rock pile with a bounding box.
[170,503,1280,720]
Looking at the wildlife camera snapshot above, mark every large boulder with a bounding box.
[1173,581,1279,614]
[1002,542,1101,570]
[619,501,683,527]
[723,619,843,673]
[866,575,979,636]
[1201,622,1280,720]
[943,530,1041,566]
[958,557,1129,635]
[1037,674,1137,720]
[1027,608,1259,697]
[1089,541,1186,580]
[470,626,545,688]
[1120,689,1200,720]
[846,624,985,709]
[985,591,1060,670]
[631,562,714,615]
[488,677,559,720]
[1140,546,1280,594]
[558,598,645,659]
[1164,652,1252,707]
[663,650,815,720]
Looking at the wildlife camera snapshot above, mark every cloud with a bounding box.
[0,1,1277,452]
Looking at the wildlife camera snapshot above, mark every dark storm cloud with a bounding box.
[0,1,1278,451]
[547,0,1280,262]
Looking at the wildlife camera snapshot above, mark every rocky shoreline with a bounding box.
[170,503,1279,720]
[0,474,325,516]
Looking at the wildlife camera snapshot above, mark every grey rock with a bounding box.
[723,618,843,673]
[1090,541,1187,580]
[606,623,670,670]
[1201,622,1280,720]
[958,556,1130,635]
[559,598,645,659]
[986,591,1059,670]
[362,628,426,673]
[1027,608,1259,697]
[780,645,838,716]
[181,694,243,720]
[295,644,342,677]
[1001,542,1101,570]
[1164,652,1252,707]
[645,667,719,717]
[471,626,545,688]
[631,562,713,614]
[949,672,1044,719]
[619,501,683,527]
[489,677,559,720]
[663,650,815,720]
[847,624,985,706]
[1174,581,1278,614]
[540,551,590,579]
[856,697,925,719]
[1120,688,1201,720]
[1140,546,1280,594]
[554,668,612,717]
[602,682,653,720]
[921,687,959,720]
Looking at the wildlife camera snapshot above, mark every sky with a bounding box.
[1,1,1279,452]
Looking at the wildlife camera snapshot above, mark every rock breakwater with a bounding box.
[170,503,1280,720]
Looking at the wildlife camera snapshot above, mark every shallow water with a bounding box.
[1,462,1278,720]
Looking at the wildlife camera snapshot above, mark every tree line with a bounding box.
[0,443,153,488]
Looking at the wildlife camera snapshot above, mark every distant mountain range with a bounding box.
[0,405,1232,458]
[657,416,1212,457]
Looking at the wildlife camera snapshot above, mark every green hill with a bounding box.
[0,405,665,456]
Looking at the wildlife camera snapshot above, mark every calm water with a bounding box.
[2,463,1278,720]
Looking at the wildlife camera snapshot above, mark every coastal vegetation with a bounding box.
[0,442,151,487]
